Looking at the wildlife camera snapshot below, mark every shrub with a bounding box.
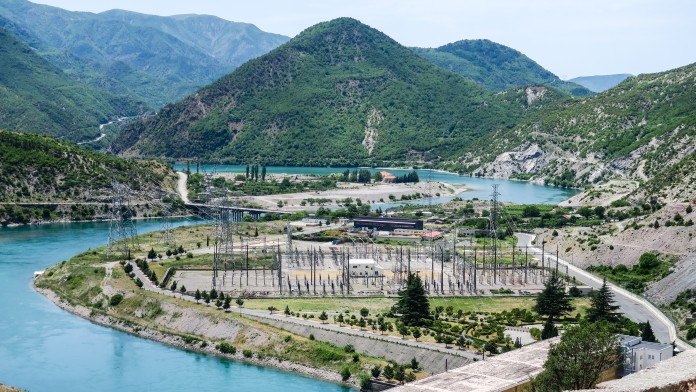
[343,344,355,353]
[216,342,236,354]
[309,334,315,340]
[359,374,371,390]
[340,366,351,382]
[109,294,124,306]
[284,335,292,343]
[242,349,253,358]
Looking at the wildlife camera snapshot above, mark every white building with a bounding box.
[618,334,673,374]
[348,258,383,277]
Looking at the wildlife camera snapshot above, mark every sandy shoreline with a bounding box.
[243,181,466,212]
[33,284,350,387]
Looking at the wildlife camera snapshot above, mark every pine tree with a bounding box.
[194,289,201,303]
[641,321,657,342]
[534,271,575,322]
[541,318,559,339]
[587,277,621,324]
[395,273,430,326]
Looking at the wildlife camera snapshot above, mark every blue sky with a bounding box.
[32,0,696,79]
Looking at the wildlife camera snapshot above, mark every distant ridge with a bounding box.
[412,39,593,96]
[568,74,633,93]
[0,26,144,142]
[0,0,289,108]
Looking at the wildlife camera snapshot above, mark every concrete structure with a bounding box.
[618,334,673,374]
[348,258,383,277]
[354,216,423,231]
[592,349,696,391]
[391,338,558,392]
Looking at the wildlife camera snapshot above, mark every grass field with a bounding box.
[243,296,591,317]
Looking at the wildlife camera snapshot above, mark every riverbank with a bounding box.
[241,181,465,212]
[33,248,412,389]
[34,284,352,387]
[1,213,195,228]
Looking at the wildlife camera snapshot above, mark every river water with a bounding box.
[174,164,578,205]
[0,219,350,392]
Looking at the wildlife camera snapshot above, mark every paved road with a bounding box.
[516,233,690,351]
[129,261,477,360]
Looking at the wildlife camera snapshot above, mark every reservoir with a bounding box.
[173,164,579,205]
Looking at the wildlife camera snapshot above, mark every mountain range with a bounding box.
[111,18,565,165]
[568,74,633,93]
[412,40,593,96]
[0,25,144,142]
[0,0,289,108]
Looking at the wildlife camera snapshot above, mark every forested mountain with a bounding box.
[0,0,288,108]
[0,26,144,142]
[412,39,592,96]
[568,74,633,93]
[0,130,174,203]
[460,63,696,192]
[112,18,561,166]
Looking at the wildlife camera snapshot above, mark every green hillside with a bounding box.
[0,26,144,142]
[459,63,696,187]
[412,40,592,96]
[112,18,563,166]
[0,0,288,108]
[0,130,175,204]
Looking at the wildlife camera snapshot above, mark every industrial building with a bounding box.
[618,334,673,374]
[353,216,423,231]
[348,258,384,277]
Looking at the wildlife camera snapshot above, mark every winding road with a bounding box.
[516,233,690,351]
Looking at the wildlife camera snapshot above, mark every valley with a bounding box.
[0,2,694,392]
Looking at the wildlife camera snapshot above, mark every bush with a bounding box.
[309,334,315,340]
[638,253,660,270]
[242,349,253,358]
[340,366,351,382]
[216,342,236,354]
[359,374,371,390]
[343,344,355,353]
[109,294,124,306]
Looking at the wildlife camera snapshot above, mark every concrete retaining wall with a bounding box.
[244,314,470,374]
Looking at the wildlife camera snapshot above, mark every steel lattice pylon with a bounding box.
[107,180,139,259]
[211,200,236,290]
[158,203,176,245]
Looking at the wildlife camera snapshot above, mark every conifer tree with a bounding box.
[640,321,657,343]
[534,271,574,322]
[587,277,621,324]
[395,273,430,326]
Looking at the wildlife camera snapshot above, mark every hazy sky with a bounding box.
[31,0,695,79]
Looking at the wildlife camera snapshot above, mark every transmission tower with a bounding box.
[490,184,500,283]
[107,179,139,259]
[211,201,235,290]
[158,202,176,244]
